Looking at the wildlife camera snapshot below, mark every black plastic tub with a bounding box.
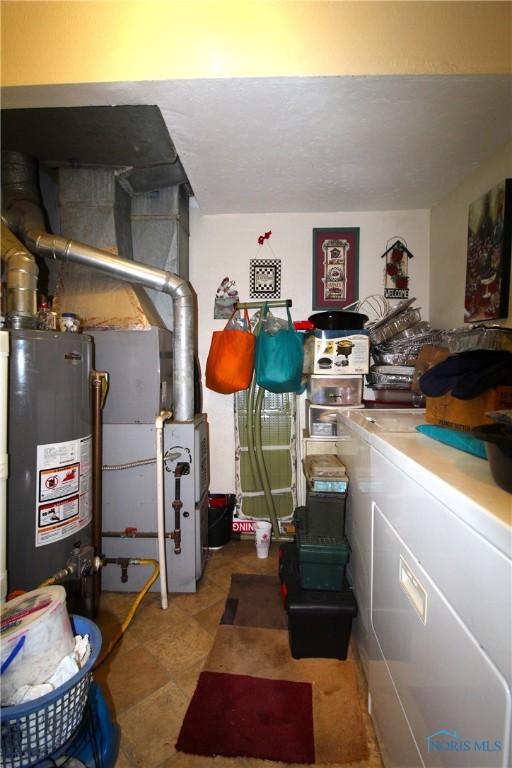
[472,424,512,493]
[308,311,368,330]
[208,493,236,548]
[279,543,357,660]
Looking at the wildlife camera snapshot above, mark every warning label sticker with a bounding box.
[39,463,79,502]
[39,495,79,528]
[35,436,92,547]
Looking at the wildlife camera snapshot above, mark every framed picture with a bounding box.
[464,179,511,322]
[250,259,281,298]
[312,228,359,310]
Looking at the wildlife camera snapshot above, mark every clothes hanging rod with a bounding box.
[235,299,292,309]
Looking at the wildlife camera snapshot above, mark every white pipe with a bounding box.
[155,410,173,610]
[0,331,9,603]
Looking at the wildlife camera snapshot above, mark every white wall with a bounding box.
[430,139,512,329]
[190,207,430,492]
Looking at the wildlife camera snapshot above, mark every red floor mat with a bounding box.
[176,670,315,763]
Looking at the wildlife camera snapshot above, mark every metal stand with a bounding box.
[234,299,293,541]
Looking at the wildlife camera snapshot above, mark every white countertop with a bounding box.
[340,409,512,557]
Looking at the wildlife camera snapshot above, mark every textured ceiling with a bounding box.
[2,75,511,213]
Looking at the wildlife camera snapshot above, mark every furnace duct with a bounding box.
[1,151,195,422]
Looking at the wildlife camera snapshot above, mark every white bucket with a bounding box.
[0,586,74,704]
[254,520,272,559]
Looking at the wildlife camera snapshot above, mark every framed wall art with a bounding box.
[312,228,359,310]
[250,258,281,299]
[464,178,511,323]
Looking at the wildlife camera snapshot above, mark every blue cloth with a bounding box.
[416,424,487,459]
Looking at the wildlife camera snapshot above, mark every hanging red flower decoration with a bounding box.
[391,248,403,263]
[395,275,409,290]
[386,263,398,276]
[257,230,272,245]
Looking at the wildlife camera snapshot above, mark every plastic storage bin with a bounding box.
[306,400,363,439]
[296,531,350,591]
[309,478,348,493]
[294,502,345,539]
[303,491,347,535]
[307,375,363,406]
[279,543,357,660]
[294,505,349,590]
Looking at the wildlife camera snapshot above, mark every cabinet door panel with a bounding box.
[372,503,510,768]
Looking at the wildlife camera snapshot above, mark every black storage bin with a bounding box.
[280,543,357,660]
[208,493,236,549]
[305,492,346,536]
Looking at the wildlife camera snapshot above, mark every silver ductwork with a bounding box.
[1,223,38,328]
[2,151,195,422]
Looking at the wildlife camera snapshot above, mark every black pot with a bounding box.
[472,424,512,494]
[308,311,368,330]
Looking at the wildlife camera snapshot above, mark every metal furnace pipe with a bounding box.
[1,222,38,328]
[2,151,195,422]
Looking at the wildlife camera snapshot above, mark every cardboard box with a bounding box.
[425,386,512,432]
[313,330,370,375]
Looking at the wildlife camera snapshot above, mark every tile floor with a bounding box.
[94,540,383,768]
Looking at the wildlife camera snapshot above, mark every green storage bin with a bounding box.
[306,491,346,537]
[296,528,351,591]
[294,498,346,540]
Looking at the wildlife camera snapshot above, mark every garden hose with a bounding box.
[94,558,160,668]
[39,565,75,587]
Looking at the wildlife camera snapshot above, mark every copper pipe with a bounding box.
[90,371,109,613]
[103,530,175,539]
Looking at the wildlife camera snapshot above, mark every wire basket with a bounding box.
[1,615,102,768]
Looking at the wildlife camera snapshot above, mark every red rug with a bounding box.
[176,573,369,764]
[176,670,315,763]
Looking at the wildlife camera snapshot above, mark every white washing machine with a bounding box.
[339,410,511,768]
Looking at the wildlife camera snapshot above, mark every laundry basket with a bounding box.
[1,615,102,768]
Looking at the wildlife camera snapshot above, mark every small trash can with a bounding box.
[208,493,236,549]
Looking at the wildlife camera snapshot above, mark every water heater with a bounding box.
[8,330,93,597]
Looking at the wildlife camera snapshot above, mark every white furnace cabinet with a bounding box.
[339,412,511,768]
